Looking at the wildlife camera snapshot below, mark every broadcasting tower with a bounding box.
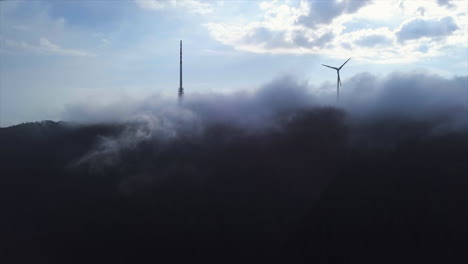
[178,40,184,101]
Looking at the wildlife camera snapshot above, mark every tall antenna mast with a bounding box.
[178,40,184,102]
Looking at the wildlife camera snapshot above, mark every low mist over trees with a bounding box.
[1,105,467,263]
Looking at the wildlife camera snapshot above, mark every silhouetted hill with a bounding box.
[1,109,467,263]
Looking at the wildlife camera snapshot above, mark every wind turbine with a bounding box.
[322,58,351,101]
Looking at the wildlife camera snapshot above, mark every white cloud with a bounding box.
[297,0,372,28]
[396,16,459,42]
[4,37,95,57]
[354,34,393,47]
[135,0,213,14]
[204,0,467,63]
[437,0,455,8]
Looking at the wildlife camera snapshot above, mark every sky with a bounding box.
[0,0,467,126]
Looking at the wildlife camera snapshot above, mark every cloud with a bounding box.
[205,0,466,63]
[63,72,468,132]
[135,0,213,14]
[243,27,289,48]
[38,38,95,57]
[437,0,454,8]
[353,33,393,47]
[396,16,459,42]
[64,76,315,130]
[188,76,315,129]
[4,37,95,57]
[292,31,335,48]
[334,72,468,132]
[297,0,373,28]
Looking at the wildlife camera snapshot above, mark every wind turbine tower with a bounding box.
[322,58,351,102]
[178,40,184,101]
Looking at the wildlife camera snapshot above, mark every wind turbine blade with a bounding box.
[338,73,342,86]
[338,57,351,70]
[322,64,338,70]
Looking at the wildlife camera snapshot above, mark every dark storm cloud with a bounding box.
[396,16,459,42]
[297,0,372,28]
[353,34,392,47]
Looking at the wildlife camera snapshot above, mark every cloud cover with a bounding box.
[297,0,372,28]
[135,0,213,14]
[396,16,459,42]
[63,71,468,128]
[205,0,467,62]
[60,71,467,171]
[2,71,468,263]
